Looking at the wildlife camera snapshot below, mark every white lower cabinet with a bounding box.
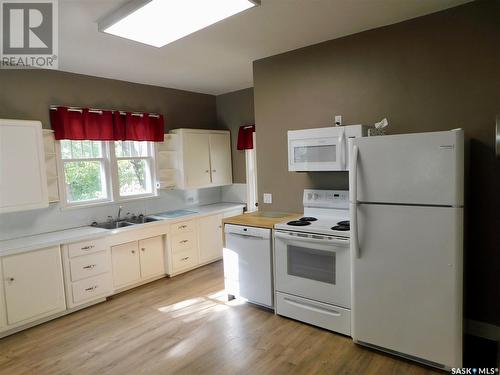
[2,246,66,326]
[166,210,243,276]
[198,213,224,263]
[62,238,113,309]
[139,236,165,279]
[111,235,165,290]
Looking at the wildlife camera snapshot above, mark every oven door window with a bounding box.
[287,245,335,284]
[293,144,336,163]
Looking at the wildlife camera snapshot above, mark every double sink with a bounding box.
[90,209,198,230]
[91,215,160,230]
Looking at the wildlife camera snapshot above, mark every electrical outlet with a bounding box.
[263,193,272,204]
[335,115,343,126]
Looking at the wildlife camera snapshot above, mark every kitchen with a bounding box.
[0,0,499,374]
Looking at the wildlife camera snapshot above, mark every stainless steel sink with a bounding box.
[91,221,136,230]
[126,216,160,224]
[91,215,159,230]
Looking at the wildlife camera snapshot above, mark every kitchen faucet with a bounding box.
[117,205,123,221]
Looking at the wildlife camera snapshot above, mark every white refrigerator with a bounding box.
[349,129,463,370]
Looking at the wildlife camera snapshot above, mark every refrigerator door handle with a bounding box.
[350,145,360,258]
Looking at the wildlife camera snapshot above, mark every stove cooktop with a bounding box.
[276,215,350,237]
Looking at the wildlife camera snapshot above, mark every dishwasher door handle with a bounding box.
[227,232,266,240]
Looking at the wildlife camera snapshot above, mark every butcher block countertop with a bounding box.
[223,211,301,229]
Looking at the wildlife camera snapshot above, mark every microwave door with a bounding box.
[289,137,342,171]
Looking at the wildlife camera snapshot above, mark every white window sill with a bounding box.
[59,194,160,211]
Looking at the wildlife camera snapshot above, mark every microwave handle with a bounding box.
[338,129,346,170]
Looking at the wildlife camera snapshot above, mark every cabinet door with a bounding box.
[138,236,165,279]
[198,214,224,263]
[183,133,211,188]
[0,119,48,213]
[2,246,65,326]
[209,133,233,186]
[111,241,141,288]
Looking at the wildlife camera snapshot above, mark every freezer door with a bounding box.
[351,130,463,206]
[351,204,463,368]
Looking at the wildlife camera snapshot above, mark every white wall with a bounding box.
[0,187,222,241]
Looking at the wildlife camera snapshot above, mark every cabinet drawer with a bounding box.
[172,248,198,272]
[69,251,110,282]
[68,238,107,258]
[276,292,351,336]
[171,232,197,253]
[72,274,112,304]
[170,220,195,235]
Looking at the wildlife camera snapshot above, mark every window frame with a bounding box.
[57,140,158,209]
[109,141,157,201]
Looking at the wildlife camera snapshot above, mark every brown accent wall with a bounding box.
[0,70,216,131]
[253,0,499,325]
[216,87,255,183]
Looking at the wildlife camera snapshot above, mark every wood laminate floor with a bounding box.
[0,261,442,375]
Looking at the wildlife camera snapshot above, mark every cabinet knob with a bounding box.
[131,250,136,254]
[212,169,216,173]
[6,277,14,282]
[141,248,145,252]
[205,170,209,173]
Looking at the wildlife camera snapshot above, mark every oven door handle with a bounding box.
[275,231,349,246]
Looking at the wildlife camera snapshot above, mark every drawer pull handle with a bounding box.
[180,240,188,244]
[181,256,189,261]
[83,264,96,269]
[178,225,187,229]
[85,286,98,291]
[81,245,95,250]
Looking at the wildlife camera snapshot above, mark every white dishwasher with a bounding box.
[223,224,273,308]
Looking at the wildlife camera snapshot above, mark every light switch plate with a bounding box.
[263,193,272,204]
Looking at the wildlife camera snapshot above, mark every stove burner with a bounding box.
[287,220,311,226]
[331,225,350,231]
[299,217,317,222]
[337,220,350,226]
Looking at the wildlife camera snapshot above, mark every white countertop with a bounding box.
[0,203,245,256]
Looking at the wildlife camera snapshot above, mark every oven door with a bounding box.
[288,131,346,171]
[275,231,350,307]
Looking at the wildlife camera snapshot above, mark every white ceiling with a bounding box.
[59,0,470,95]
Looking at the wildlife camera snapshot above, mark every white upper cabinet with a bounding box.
[0,119,48,213]
[209,133,232,186]
[172,129,233,190]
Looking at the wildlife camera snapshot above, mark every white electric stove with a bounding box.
[274,189,352,336]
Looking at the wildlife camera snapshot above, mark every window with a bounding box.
[60,140,109,204]
[59,140,156,207]
[112,141,154,198]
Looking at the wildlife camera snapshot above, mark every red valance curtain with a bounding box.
[50,107,164,142]
[237,124,255,150]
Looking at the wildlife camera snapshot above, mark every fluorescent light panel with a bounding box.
[101,0,257,48]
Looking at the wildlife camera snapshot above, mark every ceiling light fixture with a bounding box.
[98,0,260,48]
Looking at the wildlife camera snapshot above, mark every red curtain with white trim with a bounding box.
[237,124,255,150]
[50,107,164,142]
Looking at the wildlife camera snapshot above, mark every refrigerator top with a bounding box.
[349,129,464,207]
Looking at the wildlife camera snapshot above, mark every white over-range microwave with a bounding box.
[288,125,367,171]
